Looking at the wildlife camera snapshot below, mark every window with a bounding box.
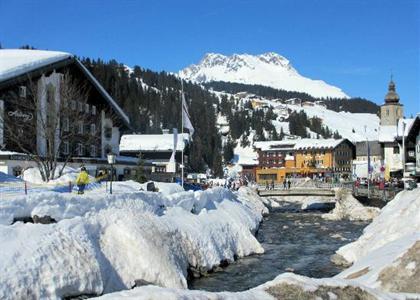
[71,100,76,110]
[85,103,90,113]
[393,146,400,154]
[105,145,112,154]
[13,166,22,177]
[19,86,26,98]
[63,118,70,132]
[77,143,84,156]
[78,121,84,134]
[90,123,96,135]
[92,105,96,115]
[63,141,69,155]
[386,109,389,116]
[90,145,96,157]
[78,101,84,112]
[104,126,112,139]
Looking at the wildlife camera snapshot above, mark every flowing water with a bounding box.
[188,202,368,292]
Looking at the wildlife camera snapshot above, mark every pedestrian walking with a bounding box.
[287,179,291,190]
[283,179,287,190]
[76,167,89,194]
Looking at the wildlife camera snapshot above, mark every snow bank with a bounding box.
[93,272,403,300]
[323,188,380,221]
[22,166,95,185]
[334,188,420,293]
[111,180,184,196]
[0,187,265,299]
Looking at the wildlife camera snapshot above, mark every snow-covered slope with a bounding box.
[282,103,380,141]
[180,52,349,99]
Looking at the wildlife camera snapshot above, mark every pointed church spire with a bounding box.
[385,75,399,103]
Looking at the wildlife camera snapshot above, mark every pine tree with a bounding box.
[135,153,147,183]
[223,137,236,163]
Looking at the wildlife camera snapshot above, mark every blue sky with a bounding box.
[1,0,419,115]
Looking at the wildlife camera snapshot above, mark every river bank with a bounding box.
[189,207,368,292]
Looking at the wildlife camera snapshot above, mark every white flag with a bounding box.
[182,93,194,136]
[169,128,178,164]
[167,128,178,173]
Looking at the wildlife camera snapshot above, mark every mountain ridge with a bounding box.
[179,52,349,99]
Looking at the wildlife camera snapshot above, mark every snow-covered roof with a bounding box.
[120,133,190,152]
[254,140,296,151]
[397,118,414,137]
[254,138,349,151]
[378,119,414,143]
[0,49,130,126]
[293,138,345,150]
[0,49,72,82]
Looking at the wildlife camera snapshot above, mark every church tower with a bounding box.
[380,79,403,126]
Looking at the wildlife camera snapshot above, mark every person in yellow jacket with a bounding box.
[76,167,89,194]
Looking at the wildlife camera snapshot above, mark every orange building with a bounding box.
[254,139,355,184]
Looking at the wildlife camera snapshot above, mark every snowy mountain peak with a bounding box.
[179,52,349,99]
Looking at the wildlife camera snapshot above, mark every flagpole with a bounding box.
[365,125,370,199]
[181,80,184,187]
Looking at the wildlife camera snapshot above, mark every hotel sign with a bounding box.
[7,110,33,122]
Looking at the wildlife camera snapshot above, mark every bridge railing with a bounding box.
[258,180,353,191]
[353,185,403,202]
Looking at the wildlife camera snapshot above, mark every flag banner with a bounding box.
[367,142,372,174]
[182,93,194,136]
[167,128,178,173]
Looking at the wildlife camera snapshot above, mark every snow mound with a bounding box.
[22,166,96,185]
[0,187,265,299]
[323,189,380,221]
[334,188,420,292]
[111,180,184,196]
[336,188,420,263]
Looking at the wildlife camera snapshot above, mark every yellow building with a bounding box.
[255,139,355,184]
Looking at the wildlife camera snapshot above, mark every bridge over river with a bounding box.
[258,188,336,197]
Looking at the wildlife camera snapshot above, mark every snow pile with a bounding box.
[22,166,96,185]
[179,52,349,98]
[334,188,420,292]
[93,272,401,300]
[323,189,380,221]
[111,180,184,196]
[0,187,265,299]
[237,186,269,216]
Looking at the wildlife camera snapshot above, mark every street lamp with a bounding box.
[107,153,116,194]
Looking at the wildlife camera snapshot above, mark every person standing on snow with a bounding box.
[76,167,89,194]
